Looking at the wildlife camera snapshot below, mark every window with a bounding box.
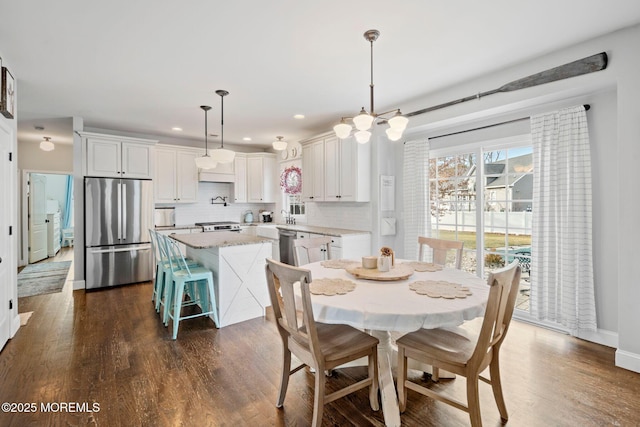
[429,135,532,313]
[286,194,305,216]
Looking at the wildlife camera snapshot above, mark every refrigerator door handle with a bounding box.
[122,183,127,241]
[117,182,122,240]
[88,244,152,254]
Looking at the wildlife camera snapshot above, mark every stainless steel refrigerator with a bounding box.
[84,177,153,289]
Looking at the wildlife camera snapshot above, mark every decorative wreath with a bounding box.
[280,166,302,194]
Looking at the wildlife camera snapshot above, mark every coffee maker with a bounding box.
[261,211,273,222]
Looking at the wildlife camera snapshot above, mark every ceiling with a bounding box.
[2,1,640,149]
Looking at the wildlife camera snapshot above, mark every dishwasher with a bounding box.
[279,229,297,265]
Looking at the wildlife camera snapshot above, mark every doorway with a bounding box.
[21,171,74,272]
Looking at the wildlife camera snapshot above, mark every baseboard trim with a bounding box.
[73,280,85,291]
[577,328,618,348]
[615,349,640,374]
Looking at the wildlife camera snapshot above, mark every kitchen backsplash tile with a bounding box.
[157,182,275,225]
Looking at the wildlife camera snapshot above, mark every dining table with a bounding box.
[299,259,490,427]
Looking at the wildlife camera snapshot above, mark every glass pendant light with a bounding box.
[333,120,352,139]
[209,90,236,164]
[40,136,55,151]
[195,105,218,170]
[272,136,288,150]
[354,130,371,144]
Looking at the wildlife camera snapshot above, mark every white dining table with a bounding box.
[300,260,490,427]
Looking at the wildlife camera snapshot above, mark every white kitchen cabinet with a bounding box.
[295,231,371,260]
[83,132,156,179]
[233,154,247,203]
[301,138,325,202]
[247,153,276,203]
[154,146,199,203]
[324,135,370,202]
[46,212,61,257]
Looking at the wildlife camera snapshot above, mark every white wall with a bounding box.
[17,140,73,172]
[386,24,639,372]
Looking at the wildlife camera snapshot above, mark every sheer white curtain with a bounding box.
[403,139,429,260]
[530,105,597,334]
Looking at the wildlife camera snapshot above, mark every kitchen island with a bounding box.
[170,231,273,327]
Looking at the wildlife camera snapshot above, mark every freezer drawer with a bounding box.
[85,244,153,289]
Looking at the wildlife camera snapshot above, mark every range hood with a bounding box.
[198,161,235,183]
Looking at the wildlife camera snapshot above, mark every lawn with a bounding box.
[436,230,531,250]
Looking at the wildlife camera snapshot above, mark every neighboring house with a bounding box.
[483,153,533,212]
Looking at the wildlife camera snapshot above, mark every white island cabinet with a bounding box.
[170,231,273,327]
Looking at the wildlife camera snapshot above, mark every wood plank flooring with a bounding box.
[1,269,639,426]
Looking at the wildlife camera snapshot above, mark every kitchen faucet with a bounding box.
[281,209,295,225]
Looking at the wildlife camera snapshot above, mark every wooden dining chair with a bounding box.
[293,236,332,266]
[418,236,464,269]
[396,261,521,427]
[264,258,380,427]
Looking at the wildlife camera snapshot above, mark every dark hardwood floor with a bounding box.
[1,268,639,426]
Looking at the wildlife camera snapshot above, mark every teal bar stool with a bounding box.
[151,230,200,314]
[162,235,220,339]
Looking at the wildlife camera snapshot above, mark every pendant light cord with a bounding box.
[369,37,375,115]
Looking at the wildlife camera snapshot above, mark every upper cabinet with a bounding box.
[233,154,248,203]
[301,138,325,202]
[301,133,370,202]
[83,132,157,179]
[154,146,199,203]
[324,135,370,202]
[247,153,276,203]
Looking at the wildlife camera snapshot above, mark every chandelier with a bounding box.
[194,105,218,169]
[209,89,235,164]
[333,29,408,144]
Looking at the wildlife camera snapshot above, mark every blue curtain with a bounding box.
[62,175,73,230]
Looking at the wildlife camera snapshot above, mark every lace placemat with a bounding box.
[409,280,473,298]
[320,259,359,269]
[309,278,357,296]
[401,261,443,272]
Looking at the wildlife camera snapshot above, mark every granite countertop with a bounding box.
[274,224,370,237]
[170,231,273,248]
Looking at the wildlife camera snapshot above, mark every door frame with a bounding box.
[20,169,72,267]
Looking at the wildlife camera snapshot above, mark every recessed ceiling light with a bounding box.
[293,114,305,119]
[243,137,252,141]
[172,127,183,131]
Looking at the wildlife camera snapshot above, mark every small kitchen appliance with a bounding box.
[261,211,273,222]
[243,210,254,223]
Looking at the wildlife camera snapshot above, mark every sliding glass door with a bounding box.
[429,137,533,314]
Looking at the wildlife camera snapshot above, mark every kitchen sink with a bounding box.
[256,224,279,239]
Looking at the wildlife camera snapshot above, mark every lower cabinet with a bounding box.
[296,231,371,260]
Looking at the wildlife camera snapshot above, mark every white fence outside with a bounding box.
[434,211,532,235]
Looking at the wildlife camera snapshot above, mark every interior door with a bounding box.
[28,174,48,263]
[0,123,13,350]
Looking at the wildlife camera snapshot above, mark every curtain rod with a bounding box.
[419,104,590,141]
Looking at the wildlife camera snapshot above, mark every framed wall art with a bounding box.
[1,66,15,119]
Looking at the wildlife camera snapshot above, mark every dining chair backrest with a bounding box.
[418,236,464,269]
[471,261,521,366]
[265,258,380,426]
[293,236,332,266]
[265,258,320,361]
